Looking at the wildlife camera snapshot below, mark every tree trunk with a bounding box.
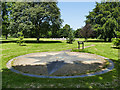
[108,38,112,42]
[69,40,72,44]
[104,38,106,42]
[37,37,39,42]
[5,34,8,39]
[36,25,40,43]
[85,37,87,42]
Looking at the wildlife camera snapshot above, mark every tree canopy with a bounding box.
[2,2,12,39]
[80,24,94,41]
[5,2,62,41]
[74,28,82,38]
[85,1,120,41]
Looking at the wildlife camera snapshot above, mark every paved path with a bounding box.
[6,44,114,78]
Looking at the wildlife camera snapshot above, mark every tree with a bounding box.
[60,24,75,43]
[9,2,62,42]
[66,30,75,44]
[103,18,118,42]
[2,2,12,39]
[61,24,71,38]
[80,24,94,42]
[0,2,1,37]
[74,28,82,38]
[85,1,120,41]
[112,31,120,47]
[17,31,24,46]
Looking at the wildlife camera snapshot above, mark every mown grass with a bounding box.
[1,38,120,88]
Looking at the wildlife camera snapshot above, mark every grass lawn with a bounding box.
[1,38,120,88]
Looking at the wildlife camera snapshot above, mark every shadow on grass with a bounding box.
[86,39,111,43]
[111,46,120,49]
[18,44,27,46]
[2,40,62,44]
[110,59,120,88]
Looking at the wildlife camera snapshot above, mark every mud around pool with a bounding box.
[7,51,113,77]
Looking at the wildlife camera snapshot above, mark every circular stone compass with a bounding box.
[7,51,114,78]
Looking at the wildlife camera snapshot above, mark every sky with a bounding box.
[57,2,97,30]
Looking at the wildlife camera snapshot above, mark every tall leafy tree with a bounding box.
[103,18,118,41]
[0,2,1,37]
[85,0,120,41]
[2,2,12,39]
[9,2,62,42]
[66,30,75,44]
[8,2,32,38]
[74,28,82,38]
[112,31,120,47]
[60,24,75,43]
[80,24,94,42]
[61,24,71,38]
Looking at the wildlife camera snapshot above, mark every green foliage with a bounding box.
[103,18,118,41]
[60,24,75,44]
[66,30,75,44]
[8,2,62,41]
[86,1,120,41]
[80,24,94,42]
[16,31,24,46]
[112,31,120,47]
[61,24,71,38]
[74,28,82,38]
[2,2,12,39]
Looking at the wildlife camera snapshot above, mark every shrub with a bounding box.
[17,31,24,46]
[66,30,75,44]
[112,31,120,47]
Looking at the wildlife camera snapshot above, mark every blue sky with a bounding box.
[57,2,97,30]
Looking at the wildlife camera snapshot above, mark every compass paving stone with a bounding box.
[12,51,108,76]
[46,60,67,75]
